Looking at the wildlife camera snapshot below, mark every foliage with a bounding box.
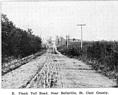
[58,41,118,79]
[2,14,42,63]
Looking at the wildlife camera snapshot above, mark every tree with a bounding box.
[2,14,42,62]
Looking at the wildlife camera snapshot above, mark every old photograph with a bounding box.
[1,1,118,88]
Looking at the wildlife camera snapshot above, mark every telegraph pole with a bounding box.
[77,24,86,49]
[66,35,69,48]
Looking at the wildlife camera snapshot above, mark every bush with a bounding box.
[58,41,118,80]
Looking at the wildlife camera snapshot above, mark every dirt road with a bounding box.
[2,50,116,88]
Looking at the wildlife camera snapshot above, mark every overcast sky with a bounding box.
[2,1,118,41]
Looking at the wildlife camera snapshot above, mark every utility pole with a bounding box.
[77,24,86,49]
[66,35,69,48]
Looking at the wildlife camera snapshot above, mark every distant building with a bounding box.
[69,38,80,42]
[55,36,80,47]
[55,36,66,47]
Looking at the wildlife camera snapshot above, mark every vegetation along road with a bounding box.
[2,47,117,88]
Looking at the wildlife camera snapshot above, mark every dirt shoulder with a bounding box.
[2,53,47,88]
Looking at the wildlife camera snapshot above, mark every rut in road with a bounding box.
[26,53,63,88]
[26,52,116,88]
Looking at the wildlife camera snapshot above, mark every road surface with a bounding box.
[2,48,116,88]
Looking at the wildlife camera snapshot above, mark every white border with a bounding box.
[0,1,118,95]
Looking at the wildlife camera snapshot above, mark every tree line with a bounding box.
[2,14,42,62]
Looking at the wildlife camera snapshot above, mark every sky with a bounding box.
[1,1,118,41]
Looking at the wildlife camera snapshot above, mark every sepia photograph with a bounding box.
[1,1,118,89]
